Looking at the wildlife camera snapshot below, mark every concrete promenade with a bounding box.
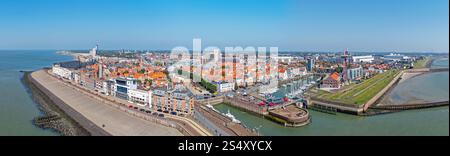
[31,70,182,136]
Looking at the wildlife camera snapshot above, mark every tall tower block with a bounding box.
[341,48,351,82]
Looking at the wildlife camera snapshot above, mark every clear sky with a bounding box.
[0,0,448,52]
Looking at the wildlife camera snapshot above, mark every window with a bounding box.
[117,86,128,93]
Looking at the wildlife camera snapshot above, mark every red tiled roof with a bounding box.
[330,72,340,81]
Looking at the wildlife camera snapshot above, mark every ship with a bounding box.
[206,104,221,113]
[224,110,241,124]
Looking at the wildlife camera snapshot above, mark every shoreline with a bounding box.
[30,69,183,136]
[22,71,91,136]
[310,68,448,116]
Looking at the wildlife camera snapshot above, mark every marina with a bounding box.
[213,59,449,136]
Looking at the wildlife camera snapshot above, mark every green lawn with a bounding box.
[414,57,432,69]
[317,70,400,105]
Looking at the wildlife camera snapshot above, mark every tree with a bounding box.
[145,79,153,86]
[139,69,146,74]
[335,67,344,73]
[200,79,217,93]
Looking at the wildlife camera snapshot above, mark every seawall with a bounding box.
[27,71,110,136]
[30,70,183,136]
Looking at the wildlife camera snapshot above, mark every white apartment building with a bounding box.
[215,82,235,93]
[52,65,73,80]
[352,55,375,63]
[128,89,153,107]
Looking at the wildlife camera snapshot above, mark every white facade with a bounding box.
[128,89,153,107]
[114,77,138,100]
[90,44,98,58]
[288,67,308,77]
[276,56,294,64]
[347,67,364,81]
[73,72,81,84]
[101,81,109,95]
[52,65,73,80]
[383,53,409,61]
[216,82,235,93]
[352,55,374,63]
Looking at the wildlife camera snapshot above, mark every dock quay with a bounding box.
[268,105,311,127]
[309,105,337,115]
[195,95,311,129]
[310,97,364,115]
[196,96,269,115]
[193,105,258,136]
[195,96,259,136]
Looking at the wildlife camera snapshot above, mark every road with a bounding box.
[167,115,213,136]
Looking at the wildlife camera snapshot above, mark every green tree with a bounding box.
[139,69,146,74]
[200,79,217,93]
[335,67,344,73]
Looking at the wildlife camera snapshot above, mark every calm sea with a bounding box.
[0,50,73,136]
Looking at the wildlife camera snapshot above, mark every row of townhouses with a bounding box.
[52,61,195,115]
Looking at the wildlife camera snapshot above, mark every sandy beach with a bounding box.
[30,70,182,136]
[399,72,423,83]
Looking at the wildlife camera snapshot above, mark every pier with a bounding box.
[405,68,449,73]
[370,101,449,110]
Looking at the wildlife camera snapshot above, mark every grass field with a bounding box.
[316,70,400,105]
[414,57,432,69]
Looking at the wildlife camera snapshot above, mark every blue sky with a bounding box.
[0,0,448,52]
